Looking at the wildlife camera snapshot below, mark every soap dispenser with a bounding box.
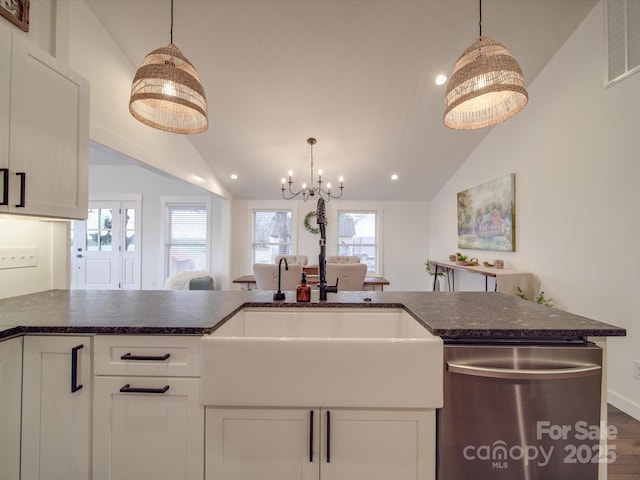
[296,272,311,302]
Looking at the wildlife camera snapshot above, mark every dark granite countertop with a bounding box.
[0,290,625,340]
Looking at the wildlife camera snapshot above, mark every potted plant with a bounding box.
[515,287,554,307]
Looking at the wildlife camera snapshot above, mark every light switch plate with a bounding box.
[0,248,38,270]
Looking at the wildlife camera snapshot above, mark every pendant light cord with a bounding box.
[479,0,482,36]
[170,0,174,44]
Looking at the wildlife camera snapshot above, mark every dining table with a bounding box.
[232,272,390,291]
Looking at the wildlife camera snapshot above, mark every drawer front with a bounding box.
[94,335,200,377]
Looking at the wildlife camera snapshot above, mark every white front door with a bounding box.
[72,199,141,290]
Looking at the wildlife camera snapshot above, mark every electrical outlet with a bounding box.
[634,360,640,381]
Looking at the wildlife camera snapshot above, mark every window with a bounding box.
[337,211,378,272]
[163,200,210,278]
[252,210,292,264]
[606,0,640,85]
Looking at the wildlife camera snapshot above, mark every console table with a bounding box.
[430,260,539,300]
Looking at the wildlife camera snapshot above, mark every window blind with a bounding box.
[165,204,208,276]
[607,0,640,84]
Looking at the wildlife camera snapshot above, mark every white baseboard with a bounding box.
[608,389,640,421]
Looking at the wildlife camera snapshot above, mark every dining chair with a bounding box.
[325,263,368,291]
[253,264,304,290]
[326,255,360,264]
[275,255,309,266]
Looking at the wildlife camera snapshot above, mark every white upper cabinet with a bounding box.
[0,22,12,207]
[0,23,89,220]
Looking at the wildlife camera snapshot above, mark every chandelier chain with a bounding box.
[170,0,174,44]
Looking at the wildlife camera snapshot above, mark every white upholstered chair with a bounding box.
[164,271,216,290]
[326,255,360,264]
[325,263,368,291]
[275,255,309,266]
[253,263,304,291]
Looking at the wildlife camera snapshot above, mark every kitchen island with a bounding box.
[0,290,626,480]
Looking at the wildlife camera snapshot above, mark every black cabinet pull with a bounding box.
[326,410,331,463]
[0,168,8,205]
[309,410,314,462]
[71,344,83,393]
[120,352,171,361]
[15,172,25,208]
[119,384,170,394]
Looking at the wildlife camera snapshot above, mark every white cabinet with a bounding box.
[0,22,11,189]
[206,407,435,480]
[21,336,92,480]
[321,409,435,480]
[0,337,23,480]
[92,335,204,480]
[207,408,318,480]
[0,24,89,219]
[93,376,203,480]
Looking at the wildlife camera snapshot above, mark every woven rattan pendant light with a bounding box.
[443,0,528,130]
[129,0,208,134]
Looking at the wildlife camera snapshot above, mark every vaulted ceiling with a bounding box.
[86,0,597,201]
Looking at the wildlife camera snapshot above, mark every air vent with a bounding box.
[606,0,640,85]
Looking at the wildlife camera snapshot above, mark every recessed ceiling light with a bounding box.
[435,74,447,86]
[391,174,399,180]
[230,173,238,180]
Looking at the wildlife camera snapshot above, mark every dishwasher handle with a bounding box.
[447,362,601,380]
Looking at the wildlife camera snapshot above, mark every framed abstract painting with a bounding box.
[457,174,515,252]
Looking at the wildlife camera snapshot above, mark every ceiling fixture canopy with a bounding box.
[281,138,344,202]
[443,0,528,130]
[129,0,208,134]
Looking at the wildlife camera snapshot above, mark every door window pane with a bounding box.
[125,209,135,251]
[86,208,113,252]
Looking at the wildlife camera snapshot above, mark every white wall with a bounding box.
[64,0,230,199]
[0,217,69,299]
[89,146,231,290]
[430,3,640,418]
[383,201,431,291]
[231,199,430,292]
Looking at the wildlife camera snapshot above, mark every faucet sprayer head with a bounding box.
[316,198,326,225]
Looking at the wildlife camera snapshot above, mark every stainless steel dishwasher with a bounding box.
[437,342,603,480]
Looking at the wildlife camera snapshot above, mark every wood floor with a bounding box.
[608,404,640,480]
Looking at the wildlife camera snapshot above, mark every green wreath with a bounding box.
[303,211,326,234]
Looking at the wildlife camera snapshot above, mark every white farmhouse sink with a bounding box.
[201,308,443,408]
